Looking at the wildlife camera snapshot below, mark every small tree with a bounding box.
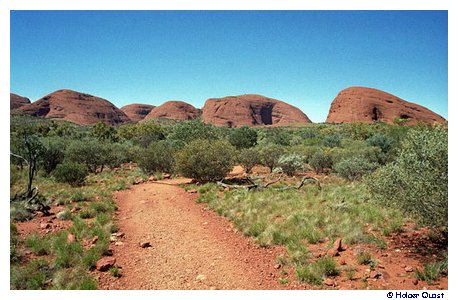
[41,137,66,175]
[10,133,44,200]
[239,148,261,173]
[167,120,220,147]
[334,156,379,181]
[277,154,306,176]
[137,141,176,175]
[91,121,118,142]
[309,149,333,174]
[54,163,89,186]
[228,126,258,149]
[258,144,286,172]
[66,140,111,173]
[366,126,447,228]
[366,134,393,153]
[176,139,236,182]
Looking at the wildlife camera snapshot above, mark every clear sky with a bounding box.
[10,10,448,122]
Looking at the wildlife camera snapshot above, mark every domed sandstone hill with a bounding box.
[326,87,445,125]
[201,94,312,127]
[120,104,155,122]
[19,89,130,125]
[10,93,31,110]
[143,101,200,121]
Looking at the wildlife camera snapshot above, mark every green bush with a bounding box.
[65,140,111,173]
[334,156,379,181]
[309,149,333,174]
[323,134,342,148]
[167,120,220,147]
[238,148,261,173]
[366,133,393,153]
[277,154,306,176]
[54,163,89,186]
[258,144,286,172]
[176,139,236,182]
[137,141,175,175]
[366,126,447,228]
[41,137,66,175]
[228,126,258,149]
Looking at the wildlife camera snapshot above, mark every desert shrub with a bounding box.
[10,164,21,187]
[309,149,333,174]
[54,163,89,186]
[366,126,447,228]
[323,134,342,148]
[334,156,379,181]
[176,139,236,182]
[118,122,166,147]
[366,133,393,153]
[258,144,286,171]
[277,154,306,176]
[65,140,111,173]
[239,148,261,173]
[105,143,133,168]
[228,126,258,149]
[296,256,340,285]
[167,120,220,147]
[90,121,118,142]
[137,141,175,175]
[416,256,448,284]
[41,137,67,175]
[257,127,291,146]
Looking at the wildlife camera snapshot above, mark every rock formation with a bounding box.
[19,89,130,125]
[120,104,155,122]
[143,101,199,121]
[326,87,445,125]
[10,93,31,110]
[201,94,312,127]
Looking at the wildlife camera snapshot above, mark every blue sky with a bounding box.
[10,10,448,122]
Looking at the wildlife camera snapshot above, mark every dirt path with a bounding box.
[97,179,289,290]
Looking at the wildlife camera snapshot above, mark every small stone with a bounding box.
[274,264,281,269]
[148,176,157,181]
[163,174,171,179]
[115,232,125,238]
[140,241,151,248]
[326,249,339,257]
[370,271,382,279]
[187,189,197,194]
[115,241,124,246]
[333,238,343,252]
[378,264,385,269]
[324,278,335,286]
[413,279,419,285]
[196,274,206,281]
[91,236,99,244]
[339,259,346,265]
[405,266,414,272]
[395,249,401,252]
[110,236,117,242]
[40,223,51,229]
[96,257,116,271]
[67,234,76,243]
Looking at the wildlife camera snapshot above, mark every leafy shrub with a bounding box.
[258,144,286,172]
[366,126,447,228]
[167,120,220,147]
[137,141,175,175]
[238,148,261,173]
[54,163,89,186]
[90,121,118,142]
[176,139,236,182]
[65,140,111,173]
[118,122,166,148]
[416,256,448,284]
[323,134,342,148]
[334,156,379,181]
[257,127,291,146]
[309,149,333,174]
[41,137,66,175]
[228,126,258,149]
[10,164,21,188]
[277,154,306,176]
[105,143,134,168]
[366,133,393,153]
